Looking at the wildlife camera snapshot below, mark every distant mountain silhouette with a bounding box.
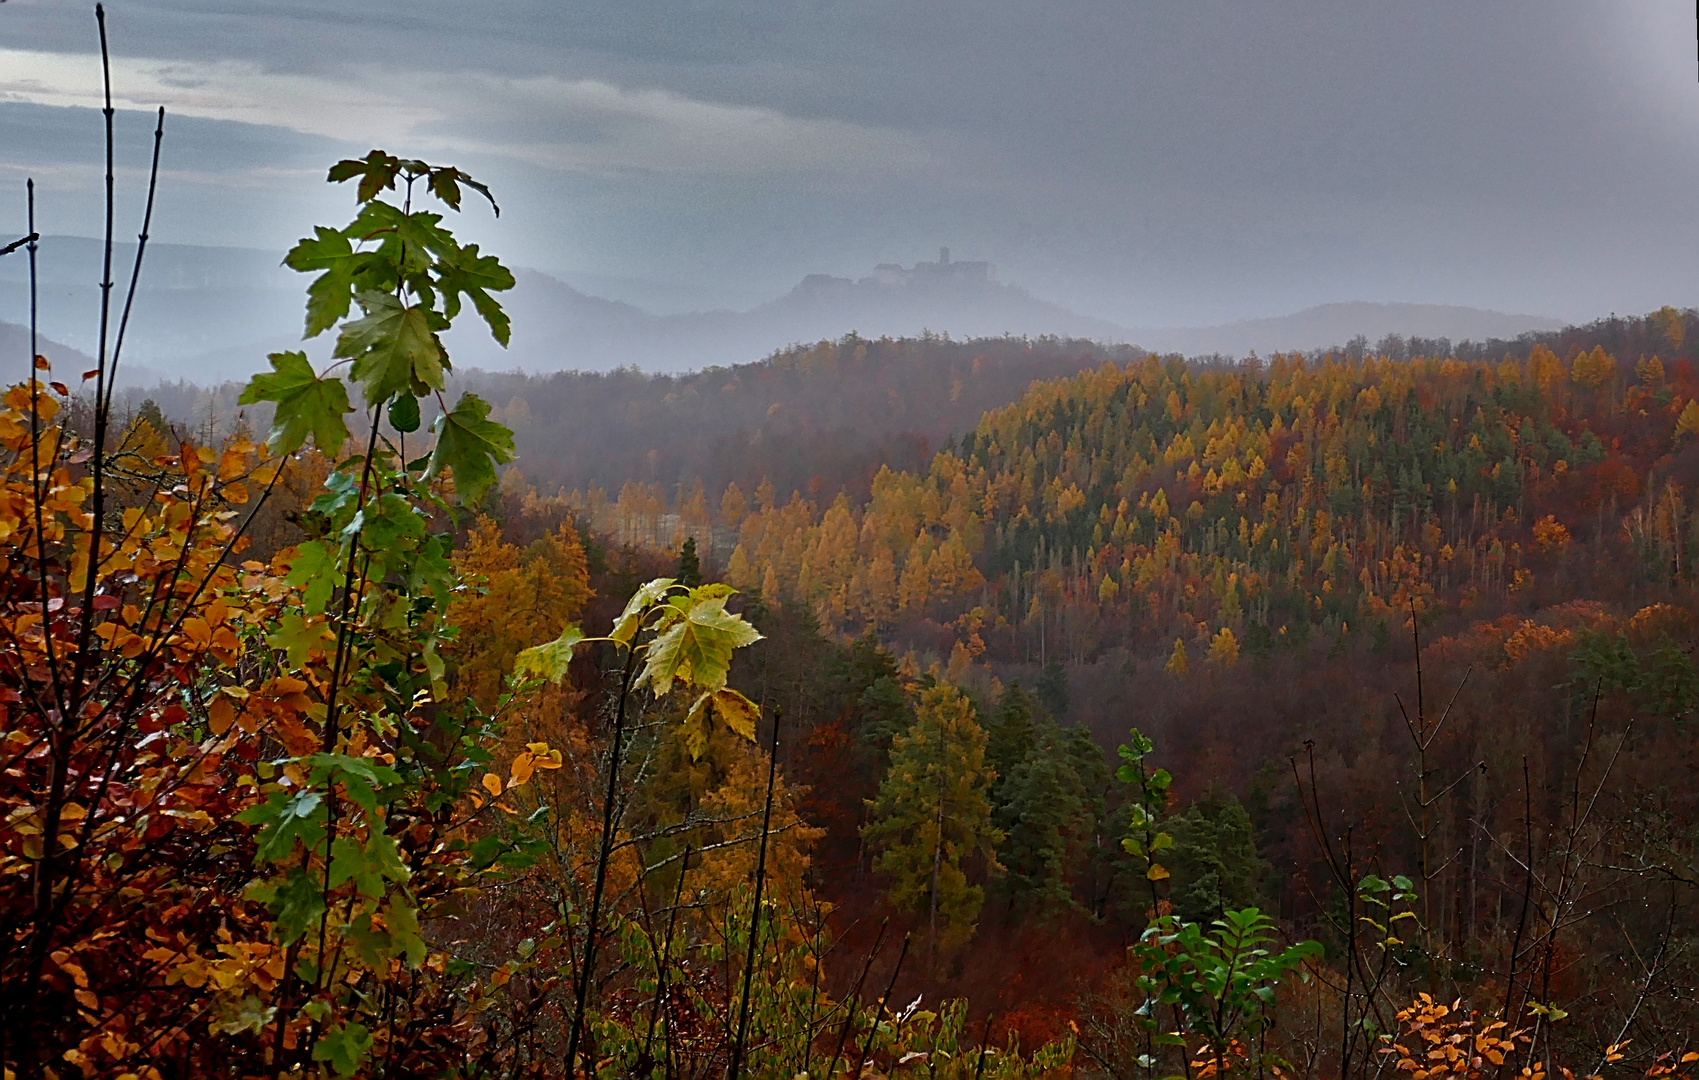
[3,236,1570,380]
[0,236,299,386]
[445,267,1567,373]
[440,255,1130,372]
[0,321,98,380]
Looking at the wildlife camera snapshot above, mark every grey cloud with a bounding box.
[1,0,1695,327]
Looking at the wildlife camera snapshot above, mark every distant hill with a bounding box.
[1131,301,1567,357]
[0,236,301,386]
[449,335,1142,502]
[3,236,1572,379]
[446,267,1567,373]
[439,254,1131,373]
[103,302,1699,538]
[0,321,98,379]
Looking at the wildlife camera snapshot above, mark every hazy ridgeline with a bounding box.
[122,307,1686,507]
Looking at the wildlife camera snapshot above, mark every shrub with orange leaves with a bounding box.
[1380,995,1524,1080]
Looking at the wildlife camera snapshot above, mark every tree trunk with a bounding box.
[929,783,946,971]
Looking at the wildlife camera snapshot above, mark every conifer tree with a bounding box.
[986,681,1041,800]
[676,535,703,587]
[1036,657,1070,718]
[1058,722,1116,912]
[1165,791,1268,923]
[863,682,1002,966]
[1207,626,1240,667]
[995,747,1083,918]
[1166,637,1190,676]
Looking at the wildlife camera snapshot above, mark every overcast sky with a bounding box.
[1,1,1696,325]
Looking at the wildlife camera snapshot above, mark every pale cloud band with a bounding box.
[0,47,930,177]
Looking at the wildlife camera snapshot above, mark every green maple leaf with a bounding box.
[238,352,352,456]
[328,150,406,203]
[349,491,426,550]
[385,897,427,967]
[336,291,446,405]
[240,789,326,864]
[345,910,393,969]
[638,593,763,696]
[426,165,499,214]
[329,836,385,899]
[424,392,514,502]
[286,539,340,615]
[312,1022,374,1077]
[352,201,456,252]
[328,831,408,899]
[251,867,328,945]
[284,227,362,337]
[267,611,331,668]
[347,202,452,290]
[435,243,515,345]
[513,624,585,683]
[406,534,455,611]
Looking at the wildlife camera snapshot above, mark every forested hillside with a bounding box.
[15,112,1699,1076]
[126,335,1136,504]
[577,307,1699,667]
[526,304,1699,1062]
[454,335,1141,500]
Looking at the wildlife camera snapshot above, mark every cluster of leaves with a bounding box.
[1116,728,1176,896]
[1127,908,1323,1079]
[241,149,516,501]
[1378,995,1524,1080]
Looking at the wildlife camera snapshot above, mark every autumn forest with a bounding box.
[9,46,1699,1080]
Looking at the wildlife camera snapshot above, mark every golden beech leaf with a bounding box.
[508,753,535,788]
[481,773,504,799]
[1146,863,1171,881]
[523,741,562,768]
[208,695,236,737]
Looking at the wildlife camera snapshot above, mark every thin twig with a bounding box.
[728,708,783,1079]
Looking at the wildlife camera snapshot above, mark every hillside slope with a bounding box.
[455,335,1144,502]
[573,307,1699,668]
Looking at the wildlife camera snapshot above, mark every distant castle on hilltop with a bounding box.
[792,247,998,299]
[869,247,995,287]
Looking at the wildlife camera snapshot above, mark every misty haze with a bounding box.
[4,4,1699,1079]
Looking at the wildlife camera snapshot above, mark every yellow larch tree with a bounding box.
[447,516,593,709]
